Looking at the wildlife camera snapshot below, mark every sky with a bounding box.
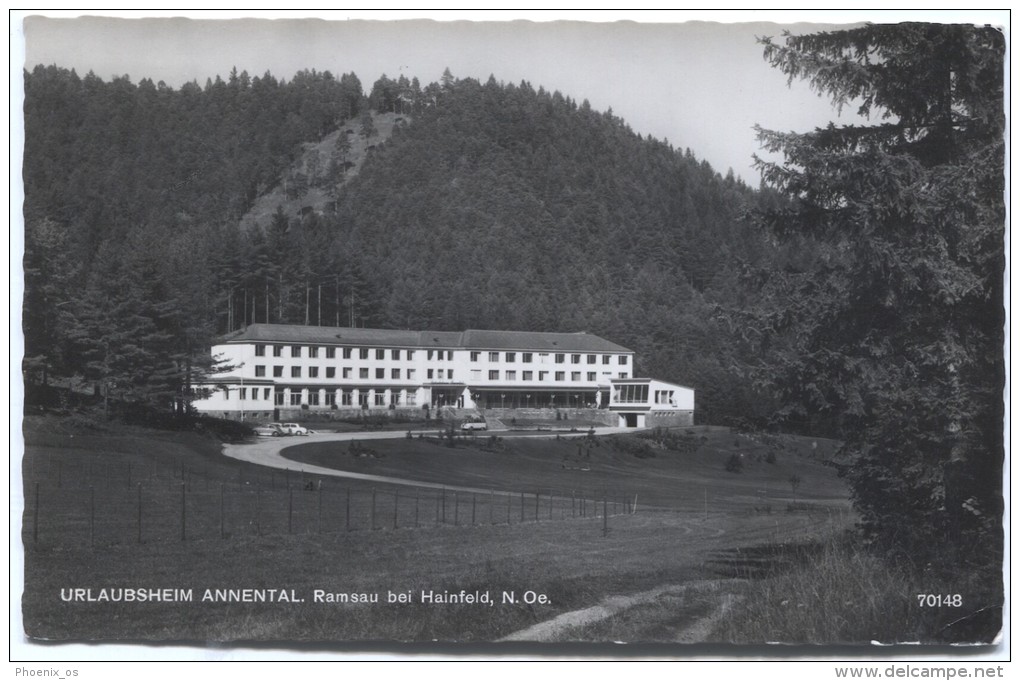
[13,10,1008,184]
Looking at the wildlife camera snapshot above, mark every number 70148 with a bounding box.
[917,594,962,607]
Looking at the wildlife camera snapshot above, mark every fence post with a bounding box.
[180,483,186,541]
[33,482,39,543]
[137,483,142,544]
[603,496,608,537]
[220,483,225,539]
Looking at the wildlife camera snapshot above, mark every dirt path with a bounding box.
[222,427,636,496]
[499,579,743,642]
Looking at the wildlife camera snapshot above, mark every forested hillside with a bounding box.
[23,66,791,423]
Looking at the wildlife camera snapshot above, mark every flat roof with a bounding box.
[220,324,633,354]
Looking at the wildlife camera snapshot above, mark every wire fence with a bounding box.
[22,471,637,549]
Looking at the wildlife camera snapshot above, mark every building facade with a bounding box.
[192,323,693,427]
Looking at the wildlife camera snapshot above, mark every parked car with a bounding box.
[279,422,310,436]
[255,424,283,437]
[461,418,488,431]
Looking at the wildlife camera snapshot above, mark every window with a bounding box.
[619,372,629,379]
[522,352,533,363]
[619,355,628,365]
[447,370,454,380]
[376,348,385,360]
[427,369,434,380]
[407,369,416,380]
[406,391,417,406]
[523,371,533,381]
[359,348,369,360]
[291,367,302,378]
[359,368,369,379]
[506,352,516,363]
[571,354,581,364]
[308,392,320,406]
[325,392,336,406]
[343,368,352,379]
[273,366,283,378]
[387,368,397,379]
[309,367,319,378]
[555,371,565,381]
[587,354,596,364]
[489,370,499,380]
[470,351,480,362]
[342,391,352,406]
[407,351,415,360]
[506,371,517,381]
[290,393,302,406]
[326,347,336,359]
[555,353,565,363]
[615,384,647,403]
[374,394,386,406]
[255,344,266,357]
[309,347,319,358]
[390,392,401,406]
[343,348,352,359]
[539,371,549,381]
[489,352,499,362]
[239,388,247,400]
[392,349,401,360]
[427,350,434,361]
[376,368,385,379]
[326,367,336,379]
[274,391,285,406]
[273,345,283,357]
[602,355,611,365]
[255,365,266,377]
[263,388,271,400]
[571,372,581,382]
[358,393,369,407]
[539,353,549,364]
[436,350,444,361]
[291,345,302,358]
[470,369,481,380]
[587,372,597,381]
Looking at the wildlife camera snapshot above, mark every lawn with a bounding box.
[18,415,854,645]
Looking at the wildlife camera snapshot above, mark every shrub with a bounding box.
[725,453,744,473]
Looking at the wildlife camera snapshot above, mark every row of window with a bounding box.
[253,344,629,366]
[235,387,417,407]
[254,365,422,380]
[469,351,628,365]
[251,365,629,382]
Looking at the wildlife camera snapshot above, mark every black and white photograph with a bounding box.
[11,9,1009,669]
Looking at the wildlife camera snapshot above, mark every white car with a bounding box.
[461,419,487,431]
[279,422,310,436]
[267,422,309,436]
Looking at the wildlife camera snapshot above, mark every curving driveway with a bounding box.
[222,426,637,496]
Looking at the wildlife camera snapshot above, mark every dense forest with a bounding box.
[23,65,789,423]
[22,22,1005,566]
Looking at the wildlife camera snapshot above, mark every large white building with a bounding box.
[192,323,694,427]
